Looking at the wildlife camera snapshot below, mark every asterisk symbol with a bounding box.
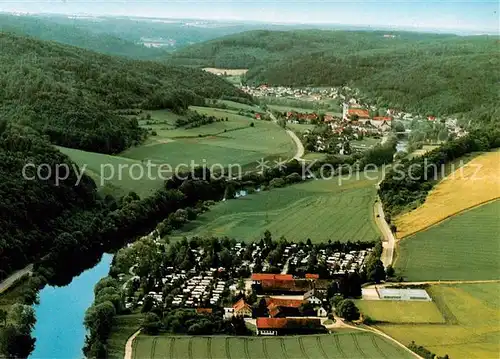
[255,158,270,174]
[274,157,288,171]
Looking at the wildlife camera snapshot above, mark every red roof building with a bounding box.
[372,116,392,122]
[305,273,320,279]
[255,113,262,119]
[256,318,324,336]
[196,308,213,315]
[427,116,436,121]
[232,298,252,317]
[348,108,370,119]
[251,274,293,282]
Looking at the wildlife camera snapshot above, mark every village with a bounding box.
[241,84,467,154]
[116,235,378,336]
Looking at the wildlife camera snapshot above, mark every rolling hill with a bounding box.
[0,32,251,154]
[170,30,500,122]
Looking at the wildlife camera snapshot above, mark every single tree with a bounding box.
[336,299,360,321]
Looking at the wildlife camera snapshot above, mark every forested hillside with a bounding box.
[171,30,499,121]
[0,32,251,154]
[0,14,168,60]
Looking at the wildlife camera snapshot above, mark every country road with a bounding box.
[286,129,305,161]
[373,180,395,268]
[0,264,33,294]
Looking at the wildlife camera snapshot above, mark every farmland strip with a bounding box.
[370,335,388,359]
[188,338,193,359]
[280,338,289,359]
[225,337,232,359]
[334,334,346,358]
[351,333,367,358]
[169,338,175,359]
[151,337,158,359]
[298,337,310,359]
[316,336,328,359]
[244,339,251,359]
[206,337,212,359]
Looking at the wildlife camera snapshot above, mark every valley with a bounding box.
[0,11,498,359]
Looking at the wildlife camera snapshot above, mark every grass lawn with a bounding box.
[58,146,163,199]
[107,313,144,359]
[375,283,500,359]
[355,300,445,324]
[174,173,381,243]
[267,104,318,114]
[395,200,500,281]
[131,331,413,359]
[215,100,262,112]
[394,150,500,238]
[351,137,381,149]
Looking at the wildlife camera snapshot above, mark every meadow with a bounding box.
[175,173,381,243]
[123,107,296,172]
[395,200,500,281]
[355,300,445,324]
[394,150,500,238]
[58,146,163,198]
[375,283,500,359]
[131,331,414,359]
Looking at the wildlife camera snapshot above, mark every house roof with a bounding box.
[260,279,313,293]
[348,108,370,119]
[233,298,251,312]
[266,297,304,308]
[372,116,392,122]
[251,273,293,281]
[305,273,320,279]
[256,318,322,329]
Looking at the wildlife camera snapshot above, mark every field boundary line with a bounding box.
[351,332,368,358]
[206,337,212,359]
[188,337,193,359]
[151,337,158,359]
[262,339,270,359]
[315,336,328,359]
[397,197,500,241]
[280,337,289,359]
[370,335,388,359]
[298,337,310,359]
[169,337,175,359]
[333,334,346,358]
[243,338,251,359]
[225,337,232,359]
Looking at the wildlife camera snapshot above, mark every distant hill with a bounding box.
[170,30,500,122]
[0,32,250,154]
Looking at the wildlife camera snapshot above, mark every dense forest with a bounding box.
[0,14,169,60]
[170,30,500,122]
[0,32,251,154]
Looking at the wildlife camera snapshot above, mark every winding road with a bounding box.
[0,264,33,295]
[373,181,395,268]
[286,129,305,161]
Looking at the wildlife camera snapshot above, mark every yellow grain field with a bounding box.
[395,151,500,239]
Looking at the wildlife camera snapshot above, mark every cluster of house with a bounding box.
[224,273,330,335]
[240,85,343,101]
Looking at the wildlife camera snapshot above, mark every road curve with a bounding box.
[124,329,141,359]
[373,180,395,268]
[286,129,305,161]
[0,264,33,295]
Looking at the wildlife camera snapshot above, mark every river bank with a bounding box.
[29,254,113,359]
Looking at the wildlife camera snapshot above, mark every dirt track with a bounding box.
[0,264,33,294]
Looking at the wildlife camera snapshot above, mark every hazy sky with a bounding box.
[1,1,499,33]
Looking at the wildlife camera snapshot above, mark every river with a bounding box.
[30,254,113,359]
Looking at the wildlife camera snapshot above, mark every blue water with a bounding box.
[30,254,113,359]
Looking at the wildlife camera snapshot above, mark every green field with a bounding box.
[122,107,295,171]
[131,331,413,359]
[58,146,163,198]
[350,137,381,149]
[175,173,381,243]
[355,300,445,324]
[395,200,500,281]
[287,123,316,133]
[215,100,262,112]
[376,283,500,359]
